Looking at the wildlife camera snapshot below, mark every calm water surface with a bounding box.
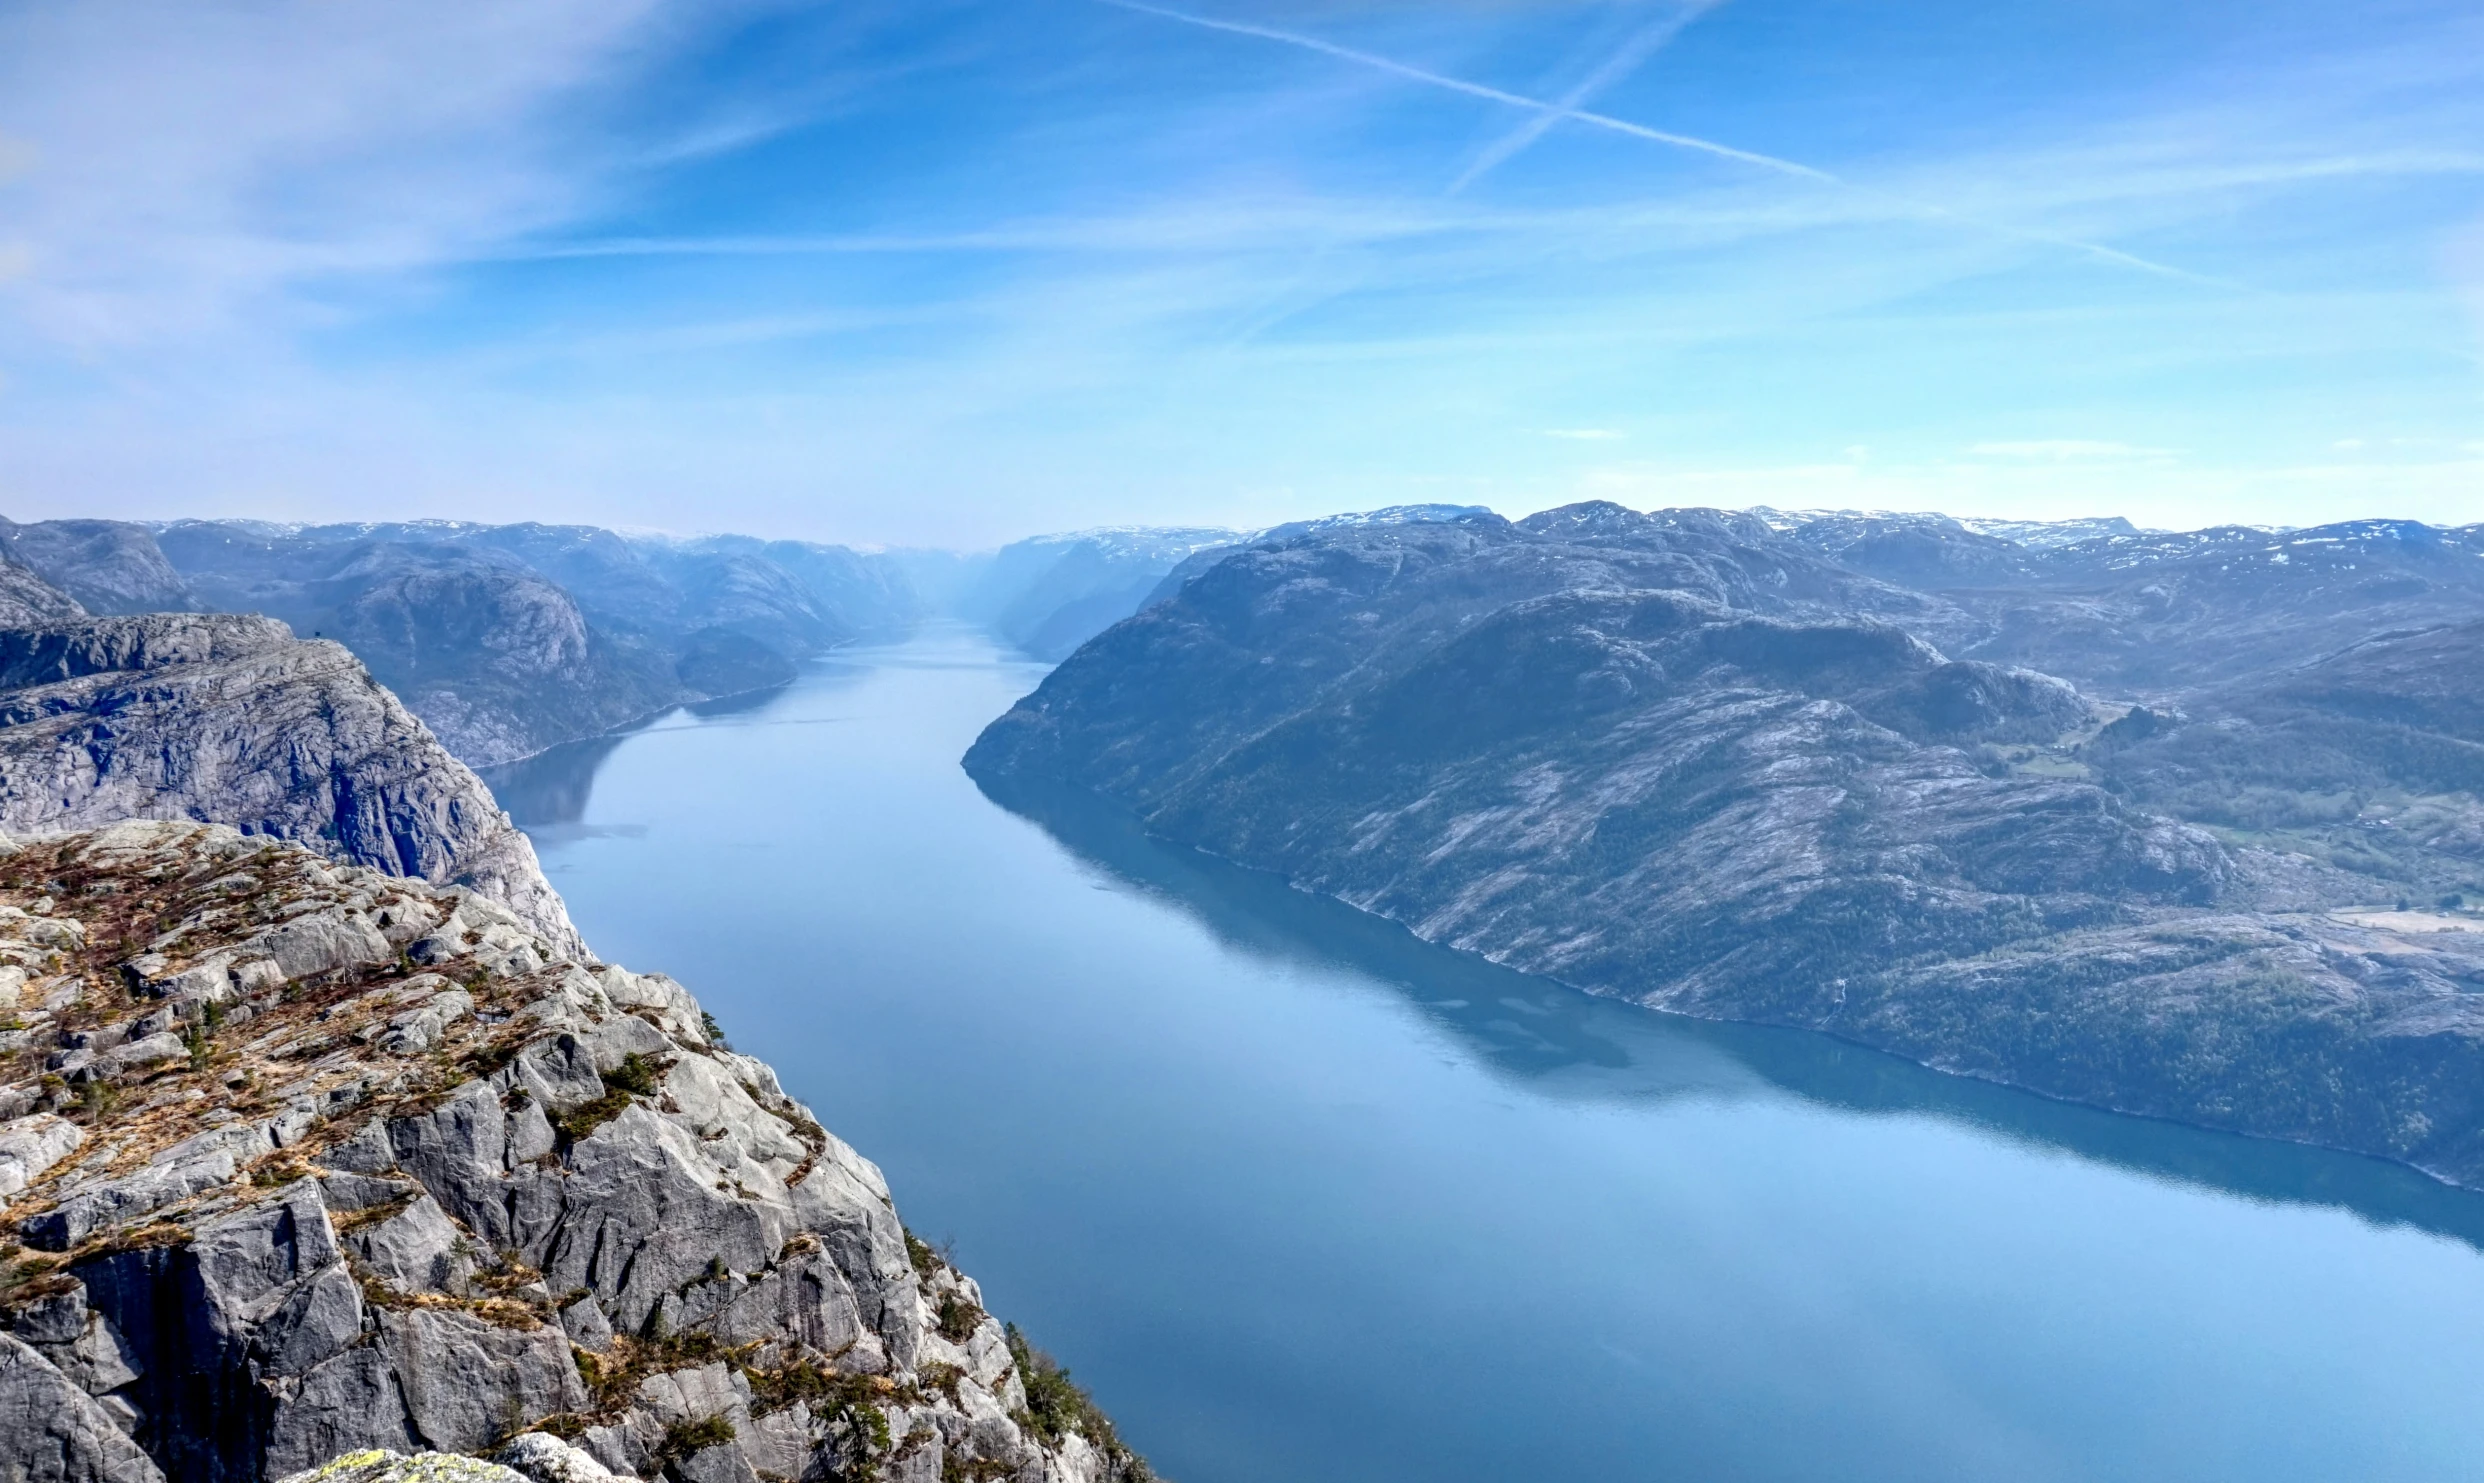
[488,628,2484,1483]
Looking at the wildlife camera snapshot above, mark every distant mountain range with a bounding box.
[960,506,1496,662]
[969,502,2484,1188]
[0,517,923,766]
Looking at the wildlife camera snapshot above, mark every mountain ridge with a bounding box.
[967,500,2484,1187]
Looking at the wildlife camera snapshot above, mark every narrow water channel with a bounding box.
[487,626,2484,1483]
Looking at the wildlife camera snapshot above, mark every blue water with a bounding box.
[488,627,2484,1483]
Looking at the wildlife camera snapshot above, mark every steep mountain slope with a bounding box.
[0,821,1150,1483]
[0,614,577,955]
[0,520,196,616]
[969,503,2484,1186]
[0,559,86,628]
[138,520,922,767]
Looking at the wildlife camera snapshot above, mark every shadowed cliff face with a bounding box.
[0,613,578,956]
[312,560,679,769]
[967,504,2484,1188]
[0,823,1150,1483]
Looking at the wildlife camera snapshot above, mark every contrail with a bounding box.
[1099,0,2235,288]
[1099,0,1833,184]
[1450,0,1728,195]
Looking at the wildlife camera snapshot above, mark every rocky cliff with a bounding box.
[967,504,2484,1187]
[0,518,924,770]
[0,821,1151,1483]
[0,614,578,957]
[0,522,196,618]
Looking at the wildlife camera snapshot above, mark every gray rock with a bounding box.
[9,1284,143,1396]
[270,1449,526,1483]
[347,1195,467,1295]
[102,1033,188,1073]
[556,1295,613,1351]
[493,1433,615,1483]
[253,912,396,984]
[0,1333,164,1483]
[0,625,581,954]
[0,827,1154,1483]
[264,1353,420,1477]
[0,1113,83,1197]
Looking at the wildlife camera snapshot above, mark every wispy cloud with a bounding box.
[0,0,2473,543]
[1097,0,2235,288]
[1099,0,1834,182]
[0,0,823,348]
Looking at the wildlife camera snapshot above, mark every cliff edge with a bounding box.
[0,614,578,958]
[0,820,1151,1483]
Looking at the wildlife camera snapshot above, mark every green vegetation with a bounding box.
[657,1415,736,1462]
[604,1051,659,1096]
[935,1291,983,1344]
[573,1330,730,1412]
[556,1053,664,1143]
[1005,1323,1154,1480]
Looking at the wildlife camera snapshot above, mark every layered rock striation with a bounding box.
[0,821,1151,1483]
[0,613,577,956]
[969,504,2484,1186]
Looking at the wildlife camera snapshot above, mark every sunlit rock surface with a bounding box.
[0,822,1151,1483]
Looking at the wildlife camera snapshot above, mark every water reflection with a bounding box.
[482,730,637,827]
[975,772,2484,1253]
[484,660,2484,1256]
[480,665,861,828]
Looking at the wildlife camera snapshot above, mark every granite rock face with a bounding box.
[0,523,195,619]
[0,561,86,630]
[968,503,2484,1186]
[0,823,1151,1483]
[0,614,577,955]
[145,521,923,768]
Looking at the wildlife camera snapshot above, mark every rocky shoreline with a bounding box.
[0,820,1152,1483]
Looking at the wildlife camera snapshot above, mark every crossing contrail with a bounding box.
[1099,0,1834,184]
[1099,0,2236,288]
[1450,1,1729,195]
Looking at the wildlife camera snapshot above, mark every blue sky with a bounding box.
[0,0,2478,546]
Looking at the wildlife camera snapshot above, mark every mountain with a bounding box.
[0,820,1151,1483]
[0,518,927,768]
[1755,511,2484,692]
[0,610,578,955]
[958,509,1504,664]
[0,557,87,628]
[958,528,1242,661]
[967,502,2484,1187]
[0,519,197,616]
